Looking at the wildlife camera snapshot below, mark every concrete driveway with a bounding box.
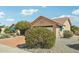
[52,36,79,53]
[0,44,29,53]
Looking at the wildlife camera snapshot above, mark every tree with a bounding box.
[0,28,2,33]
[15,21,31,35]
[71,25,78,33]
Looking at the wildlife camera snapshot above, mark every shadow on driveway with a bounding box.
[16,43,28,49]
[67,44,79,50]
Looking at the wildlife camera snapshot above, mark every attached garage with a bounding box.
[31,16,71,38]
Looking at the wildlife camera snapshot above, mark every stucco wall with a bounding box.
[46,27,53,31]
[63,20,71,31]
[1,28,5,34]
[56,20,71,38]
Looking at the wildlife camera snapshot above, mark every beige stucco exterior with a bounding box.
[0,28,5,34]
[46,27,53,31]
[31,16,71,38]
[56,20,71,38]
[63,20,71,31]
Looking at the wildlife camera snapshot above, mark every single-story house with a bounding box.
[31,16,71,38]
[0,24,5,34]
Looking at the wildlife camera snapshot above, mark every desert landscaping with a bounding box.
[0,16,79,53]
[0,6,79,53]
[0,35,79,53]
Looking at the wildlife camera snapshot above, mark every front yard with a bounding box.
[24,35,79,53]
[0,36,25,47]
[0,35,79,53]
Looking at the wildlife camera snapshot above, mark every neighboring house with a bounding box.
[0,24,5,34]
[31,16,71,38]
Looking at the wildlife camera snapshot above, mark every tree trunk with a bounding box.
[20,30,26,35]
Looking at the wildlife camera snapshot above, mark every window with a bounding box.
[60,26,63,31]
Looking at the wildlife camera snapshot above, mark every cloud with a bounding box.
[59,15,71,18]
[51,15,79,26]
[51,15,71,19]
[6,18,15,21]
[0,11,5,18]
[21,9,39,16]
[72,9,79,15]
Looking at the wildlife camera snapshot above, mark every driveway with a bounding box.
[52,36,79,53]
[0,44,29,53]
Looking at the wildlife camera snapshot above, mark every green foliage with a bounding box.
[25,27,56,49]
[0,34,11,39]
[75,29,79,36]
[63,30,73,38]
[15,21,31,35]
[71,25,78,33]
[4,27,12,33]
[0,28,1,33]
[10,33,17,37]
[4,24,16,34]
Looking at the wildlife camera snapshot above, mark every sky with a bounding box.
[0,6,79,26]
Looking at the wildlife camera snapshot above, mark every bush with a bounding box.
[71,25,78,33]
[63,30,73,38]
[10,33,17,37]
[25,27,56,49]
[4,27,11,33]
[0,34,11,39]
[4,27,15,34]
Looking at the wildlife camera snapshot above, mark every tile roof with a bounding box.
[52,17,71,25]
[31,16,71,26]
[31,16,58,26]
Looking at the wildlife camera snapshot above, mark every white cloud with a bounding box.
[51,15,79,26]
[21,9,39,16]
[51,15,71,19]
[6,18,15,21]
[59,15,71,18]
[0,11,5,18]
[72,9,79,15]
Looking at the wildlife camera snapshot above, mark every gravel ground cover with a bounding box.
[0,35,79,53]
[24,36,79,53]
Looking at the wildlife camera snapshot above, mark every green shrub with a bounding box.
[74,29,79,36]
[4,27,12,34]
[4,25,16,34]
[10,33,17,37]
[25,27,56,49]
[71,25,78,33]
[63,30,73,38]
[0,34,11,39]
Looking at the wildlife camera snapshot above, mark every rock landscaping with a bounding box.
[23,36,79,53]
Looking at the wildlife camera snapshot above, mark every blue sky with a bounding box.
[0,6,79,26]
